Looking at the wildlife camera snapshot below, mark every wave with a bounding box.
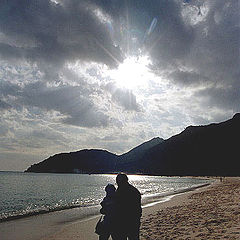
[0,202,99,223]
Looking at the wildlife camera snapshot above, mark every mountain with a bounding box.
[137,113,240,176]
[25,149,118,174]
[25,113,240,176]
[25,137,163,174]
[116,137,164,172]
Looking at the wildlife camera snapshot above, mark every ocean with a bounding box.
[0,171,211,222]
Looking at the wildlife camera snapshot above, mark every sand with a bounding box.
[39,177,240,240]
[1,177,240,240]
[140,177,240,240]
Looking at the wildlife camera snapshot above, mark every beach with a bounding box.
[39,177,240,240]
[1,177,240,240]
[140,177,240,239]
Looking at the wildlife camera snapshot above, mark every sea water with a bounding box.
[0,171,211,222]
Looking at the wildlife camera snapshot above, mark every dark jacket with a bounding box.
[100,195,116,226]
[115,183,142,224]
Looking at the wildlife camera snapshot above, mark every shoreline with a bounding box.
[0,177,211,224]
[0,178,216,240]
[41,177,240,240]
[0,177,211,223]
[40,180,216,240]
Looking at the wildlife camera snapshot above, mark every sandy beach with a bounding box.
[37,177,239,240]
[140,177,240,240]
[1,177,240,240]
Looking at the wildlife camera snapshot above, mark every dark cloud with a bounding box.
[19,81,111,128]
[195,80,240,112]
[187,1,239,79]
[95,0,194,62]
[0,81,19,110]
[1,0,237,88]
[0,0,123,69]
[0,99,11,110]
[146,0,239,114]
[169,70,209,86]
[0,0,239,113]
[1,0,238,115]
[0,43,23,59]
[184,1,240,114]
[148,5,194,63]
[0,80,20,97]
[0,80,111,128]
[0,0,239,170]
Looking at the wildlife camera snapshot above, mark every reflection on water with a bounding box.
[0,172,211,221]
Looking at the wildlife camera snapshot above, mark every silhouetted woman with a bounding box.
[99,184,117,240]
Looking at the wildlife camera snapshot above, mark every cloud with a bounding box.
[0,124,9,137]
[0,0,123,70]
[0,0,239,170]
[0,99,11,110]
[104,82,140,111]
[111,88,140,111]
[19,81,111,128]
[0,74,112,128]
[169,70,210,87]
[195,80,240,112]
[0,79,20,96]
[145,0,239,115]
[186,1,239,78]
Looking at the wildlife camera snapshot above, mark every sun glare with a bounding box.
[109,56,152,90]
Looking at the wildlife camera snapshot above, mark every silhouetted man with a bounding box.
[114,173,142,240]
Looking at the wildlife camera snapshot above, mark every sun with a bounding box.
[109,55,152,90]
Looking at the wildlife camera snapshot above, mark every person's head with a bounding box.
[116,173,128,187]
[105,184,116,196]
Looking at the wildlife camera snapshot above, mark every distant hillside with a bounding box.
[25,137,162,174]
[25,149,118,174]
[137,113,240,176]
[116,137,164,172]
[25,114,240,176]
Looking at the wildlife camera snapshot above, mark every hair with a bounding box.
[116,173,128,185]
[105,184,116,194]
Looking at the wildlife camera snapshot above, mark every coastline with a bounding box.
[0,176,211,223]
[39,177,240,240]
[2,177,240,240]
[41,180,216,240]
[0,178,211,240]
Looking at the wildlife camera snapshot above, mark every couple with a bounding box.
[99,173,142,240]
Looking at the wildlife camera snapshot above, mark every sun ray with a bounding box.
[125,0,130,56]
[94,38,121,65]
[108,55,152,90]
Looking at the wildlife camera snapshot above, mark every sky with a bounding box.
[0,0,239,171]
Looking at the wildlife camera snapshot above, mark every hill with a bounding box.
[137,113,240,176]
[25,137,163,174]
[25,149,118,174]
[116,137,164,172]
[25,113,240,176]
